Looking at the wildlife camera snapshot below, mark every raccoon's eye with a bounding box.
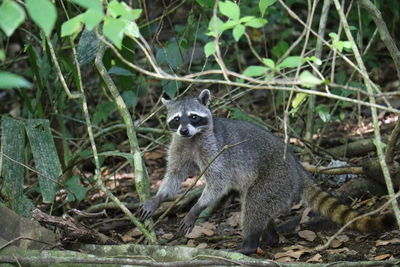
[190,114,198,120]
[174,116,180,122]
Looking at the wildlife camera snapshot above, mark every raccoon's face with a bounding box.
[162,89,212,138]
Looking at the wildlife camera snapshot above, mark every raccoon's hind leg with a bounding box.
[261,221,279,247]
[238,180,288,254]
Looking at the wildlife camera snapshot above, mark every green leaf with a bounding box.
[82,9,104,30]
[259,0,277,17]
[0,0,25,36]
[124,21,140,37]
[262,58,275,69]
[65,175,88,202]
[329,32,354,52]
[0,72,32,89]
[162,79,180,98]
[207,16,224,37]
[242,66,268,77]
[25,120,62,203]
[26,0,57,36]
[61,14,84,37]
[244,18,267,28]
[316,104,331,122]
[239,16,256,23]
[108,66,134,76]
[0,117,34,217]
[278,56,305,69]
[77,29,99,66]
[204,41,216,57]
[108,0,141,20]
[122,90,138,108]
[299,70,323,88]
[70,0,103,11]
[221,20,238,31]
[271,40,289,58]
[195,0,214,8]
[0,50,5,61]
[103,16,126,49]
[305,56,322,65]
[93,101,116,124]
[292,93,307,108]
[131,9,143,20]
[219,0,240,21]
[232,24,245,41]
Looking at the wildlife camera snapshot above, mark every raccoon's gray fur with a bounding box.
[139,89,394,254]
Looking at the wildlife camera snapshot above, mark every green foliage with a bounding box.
[329,33,354,52]
[299,71,323,88]
[316,104,331,122]
[26,0,57,36]
[1,117,34,218]
[259,0,277,17]
[204,41,216,57]
[292,93,307,108]
[0,72,32,89]
[25,120,62,203]
[65,175,89,202]
[93,101,116,124]
[0,0,25,36]
[61,0,142,49]
[206,0,267,43]
[242,65,269,77]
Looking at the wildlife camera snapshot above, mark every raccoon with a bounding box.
[139,89,395,254]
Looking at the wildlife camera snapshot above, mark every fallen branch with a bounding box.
[32,209,117,245]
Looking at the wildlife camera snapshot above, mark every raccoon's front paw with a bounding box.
[180,214,196,234]
[139,200,158,220]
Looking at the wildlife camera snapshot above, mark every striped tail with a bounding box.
[304,185,395,232]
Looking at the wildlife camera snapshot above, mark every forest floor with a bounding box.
[78,144,400,264]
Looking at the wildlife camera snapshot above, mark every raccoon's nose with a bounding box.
[180,128,189,136]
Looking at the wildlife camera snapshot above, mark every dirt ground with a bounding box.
[78,148,400,264]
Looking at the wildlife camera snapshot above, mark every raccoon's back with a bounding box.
[212,117,301,171]
[213,117,289,155]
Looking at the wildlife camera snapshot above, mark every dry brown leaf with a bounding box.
[298,230,316,242]
[187,239,197,247]
[376,238,400,246]
[275,250,306,260]
[226,212,241,227]
[197,243,208,249]
[330,238,343,248]
[326,248,349,254]
[121,227,142,242]
[202,228,214,236]
[300,208,312,224]
[275,256,294,263]
[160,233,174,240]
[306,254,322,263]
[282,245,309,251]
[374,254,391,261]
[256,247,265,256]
[144,151,164,160]
[201,221,216,230]
[185,225,204,238]
[291,202,303,210]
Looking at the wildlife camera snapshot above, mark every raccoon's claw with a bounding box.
[180,214,196,234]
[138,200,157,220]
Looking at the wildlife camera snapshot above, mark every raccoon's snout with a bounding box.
[179,127,190,137]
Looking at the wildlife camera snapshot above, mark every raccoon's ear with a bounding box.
[161,97,171,106]
[162,92,172,106]
[198,89,211,106]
